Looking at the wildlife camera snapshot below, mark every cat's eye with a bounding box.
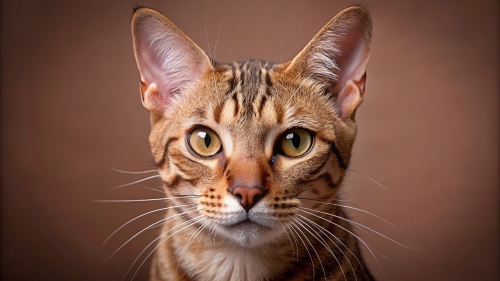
[188,127,222,157]
[279,128,313,157]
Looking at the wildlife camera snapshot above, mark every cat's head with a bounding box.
[131,6,371,247]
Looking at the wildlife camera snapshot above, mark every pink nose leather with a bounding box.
[231,186,263,211]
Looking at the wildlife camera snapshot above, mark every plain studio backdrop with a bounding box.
[1,0,498,280]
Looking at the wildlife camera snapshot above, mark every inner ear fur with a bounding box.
[286,6,372,119]
[131,7,212,116]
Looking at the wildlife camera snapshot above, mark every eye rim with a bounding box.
[274,128,314,158]
[186,126,223,158]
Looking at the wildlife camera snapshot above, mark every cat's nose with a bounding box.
[231,186,264,211]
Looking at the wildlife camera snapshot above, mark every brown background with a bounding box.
[1,0,498,280]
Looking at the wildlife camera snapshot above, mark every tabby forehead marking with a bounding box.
[213,60,277,122]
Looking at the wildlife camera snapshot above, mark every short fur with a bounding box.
[131,5,374,281]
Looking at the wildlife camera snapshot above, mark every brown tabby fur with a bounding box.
[131,5,374,281]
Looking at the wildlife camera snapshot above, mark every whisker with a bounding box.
[223,238,235,250]
[286,222,300,262]
[300,207,415,250]
[297,214,357,281]
[140,186,165,194]
[294,216,346,281]
[103,207,199,264]
[259,245,273,261]
[196,220,215,249]
[299,198,403,232]
[298,196,356,203]
[297,213,364,275]
[278,221,296,257]
[176,220,212,270]
[277,30,283,64]
[102,204,198,245]
[291,218,328,281]
[285,72,316,106]
[111,175,160,190]
[126,215,205,281]
[203,0,213,61]
[287,220,315,280]
[347,168,388,190]
[297,208,387,281]
[205,220,216,243]
[172,194,204,197]
[300,209,401,268]
[93,196,200,203]
[208,221,220,244]
[212,9,226,63]
[299,199,382,243]
[110,167,158,174]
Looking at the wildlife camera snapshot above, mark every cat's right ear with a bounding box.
[131,7,212,115]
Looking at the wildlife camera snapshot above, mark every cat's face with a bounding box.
[132,7,371,247]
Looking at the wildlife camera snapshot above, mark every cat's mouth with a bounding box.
[220,216,279,247]
[236,218,252,225]
[227,218,270,229]
[230,218,252,226]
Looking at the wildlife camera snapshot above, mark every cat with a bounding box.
[130,5,374,281]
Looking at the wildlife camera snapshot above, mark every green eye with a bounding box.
[279,129,313,157]
[188,127,222,157]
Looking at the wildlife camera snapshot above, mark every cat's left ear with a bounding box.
[286,6,372,119]
[131,7,212,115]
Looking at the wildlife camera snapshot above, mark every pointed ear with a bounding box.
[286,6,372,119]
[131,7,212,114]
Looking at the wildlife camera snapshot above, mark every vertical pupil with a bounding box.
[204,133,212,148]
[286,132,301,149]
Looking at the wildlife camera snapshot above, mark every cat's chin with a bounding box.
[220,220,281,248]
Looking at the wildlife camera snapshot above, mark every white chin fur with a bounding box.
[216,196,284,247]
[219,222,283,248]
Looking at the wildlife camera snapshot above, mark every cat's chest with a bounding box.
[172,237,289,281]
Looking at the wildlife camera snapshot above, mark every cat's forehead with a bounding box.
[171,59,337,137]
[218,59,277,110]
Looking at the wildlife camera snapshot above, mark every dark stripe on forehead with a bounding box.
[257,95,267,117]
[239,61,246,86]
[245,61,263,86]
[265,71,273,97]
[213,102,223,124]
[232,92,239,117]
[264,61,274,70]
[275,104,285,124]
[226,72,236,96]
